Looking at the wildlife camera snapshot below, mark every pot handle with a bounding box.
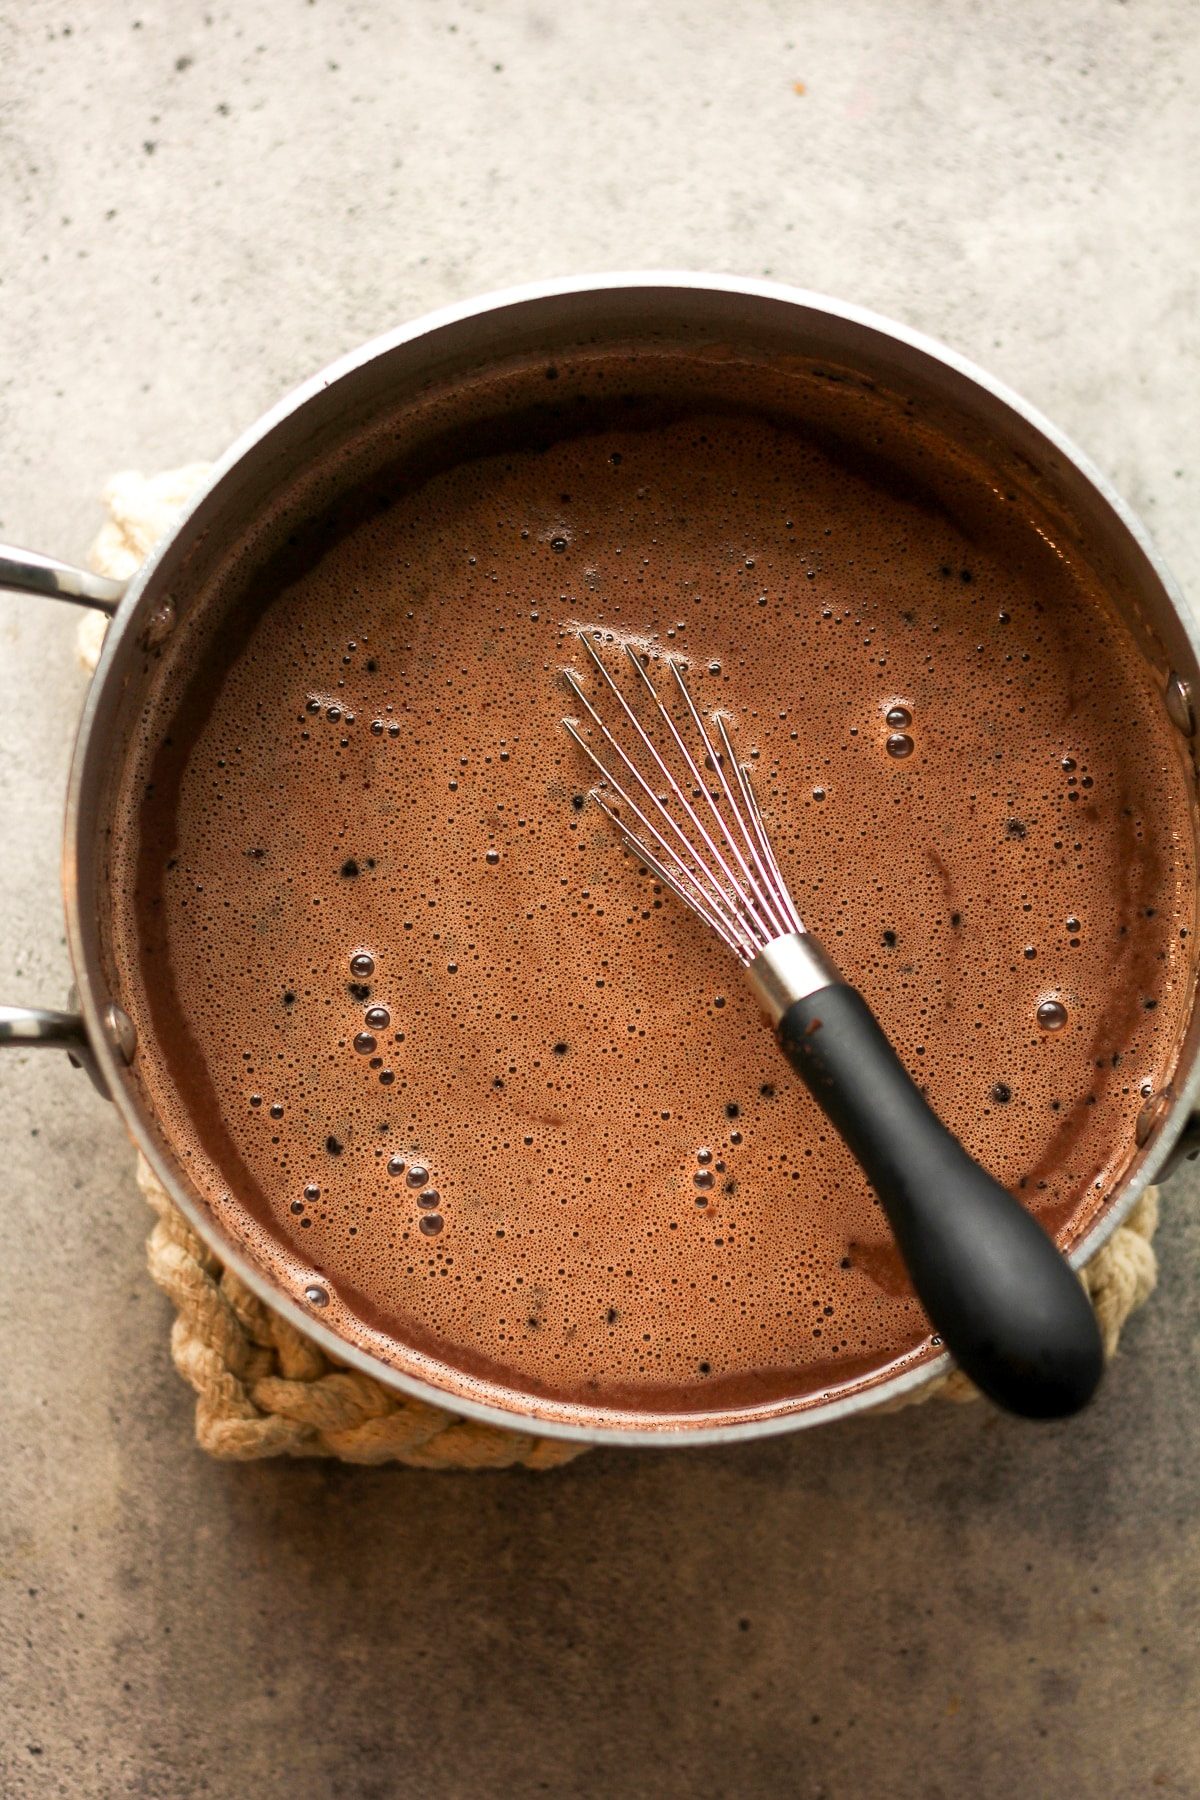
[0,1004,112,1097]
[0,544,128,1100]
[0,541,126,613]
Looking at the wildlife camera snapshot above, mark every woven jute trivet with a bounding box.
[83,467,1163,1467]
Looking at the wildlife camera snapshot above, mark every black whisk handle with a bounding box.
[777,984,1104,1419]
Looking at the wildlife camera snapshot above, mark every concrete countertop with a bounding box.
[2,4,1198,1794]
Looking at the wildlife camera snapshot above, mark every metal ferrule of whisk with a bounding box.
[560,634,843,1022]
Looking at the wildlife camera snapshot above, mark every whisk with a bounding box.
[563,635,1103,1419]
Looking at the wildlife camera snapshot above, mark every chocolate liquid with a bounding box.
[110,350,1196,1428]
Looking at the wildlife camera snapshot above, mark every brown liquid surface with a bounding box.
[110,352,1195,1427]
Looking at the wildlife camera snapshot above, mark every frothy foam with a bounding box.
[108,351,1195,1427]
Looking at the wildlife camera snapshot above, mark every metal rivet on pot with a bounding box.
[1164,672,1195,737]
[304,1284,329,1307]
[1136,1090,1171,1146]
[142,596,177,650]
[103,1002,137,1064]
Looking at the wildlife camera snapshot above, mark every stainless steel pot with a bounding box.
[3,273,1198,1446]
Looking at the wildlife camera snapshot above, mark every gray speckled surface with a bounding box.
[2,3,1199,1795]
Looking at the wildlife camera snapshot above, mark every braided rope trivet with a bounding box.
[139,1155,585,1467]
[85,468,1162,1464]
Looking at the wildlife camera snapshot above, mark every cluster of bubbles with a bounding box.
[884,702,914,760]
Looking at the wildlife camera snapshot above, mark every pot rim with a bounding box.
[65,270,1200,1445]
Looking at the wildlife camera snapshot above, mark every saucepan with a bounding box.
[2,273,1198,1445]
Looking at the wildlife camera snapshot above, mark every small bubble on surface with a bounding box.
[417,1189,441,1209]
[406,1164,429,1188]
[304,1285,329,1307]
[694,1170,715,1190]
[350,952,375,978]
[304,1184,320,1201]
[486,850,500,865]
[886,732,914,759]
[885,705,911,729]
[419,1214,444,1236]
[353,1032,377,1054]
[365,1006,391,1029]
[1037,1000,1068,1031]
[387,1156,406,1177]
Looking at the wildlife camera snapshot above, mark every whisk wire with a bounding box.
[564,657,764,945]
[562,638,806,962]
[625,643,788,941]
[583,638,769,933]
[665,659,798,943]
[561,680,747,922]
[714,714,804,936]
[560,712,755,956]
[593,793,754,957]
